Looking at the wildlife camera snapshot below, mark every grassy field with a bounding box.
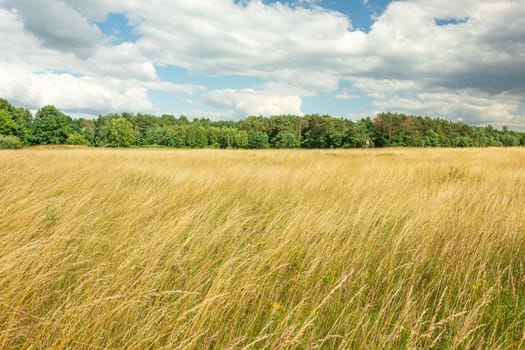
[0,148,524,349]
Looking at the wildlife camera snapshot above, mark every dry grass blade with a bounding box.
[0,147,524,349]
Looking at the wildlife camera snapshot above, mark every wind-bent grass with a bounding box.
[0,148,524,349]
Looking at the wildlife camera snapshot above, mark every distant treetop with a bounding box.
[0,98,524,149]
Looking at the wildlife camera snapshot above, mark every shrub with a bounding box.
[0,135,23,149]
[66,132,90,146]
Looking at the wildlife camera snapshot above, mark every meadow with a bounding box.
[0,147,524,349]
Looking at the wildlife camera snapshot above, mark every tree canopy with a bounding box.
[1,98,524,149]
[30,105,73,145]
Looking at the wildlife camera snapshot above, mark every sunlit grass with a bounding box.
[0,148,524,349]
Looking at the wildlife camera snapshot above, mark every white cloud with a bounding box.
[0,6,202,114]
[345,0,525,126]
[0,63,153,113]
[83,43,157,81]
[204,88,304,118]
[335,93,360,100]
[372,89,525,127]
[66,0,124,21]
[2,0,103,58]
[351,78,423,99]
[145,81,205,94]
[362,0,525,90]
[0,0,524,127]
[127,0,366,90]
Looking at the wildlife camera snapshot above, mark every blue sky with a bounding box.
[0,0,524,128]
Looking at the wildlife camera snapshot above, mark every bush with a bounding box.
[0,135,23,149]
[66,132,90,146]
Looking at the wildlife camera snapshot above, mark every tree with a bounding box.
[345,121,370,148]
[206,127,222,148]
[11,108,33,144]
[107,118,135,147]
[501,133,520,147]
[520,133,525,146]
[79,119,96,146]
[0,99,33,144]
[234,129,248,148]
[247,131,269,149]
[185,125,208,148]
[301,115,326,148]
[271,131,297,148]
[455,136,474,147]
[0,110,18,136]
[3,98,525,149]
[30,105,73,144]
[238,116,270,134]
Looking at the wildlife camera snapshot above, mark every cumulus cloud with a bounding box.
[0,63,153,113]
[83,43,157,81]
[204,88,304,118]
[372,89,525,126]
[344,0,525,126]
[2,0,104,58]
[66,0,124,21]
[335,92,360,100]
[124,0,525,125]
[0,6,200,115]
[0,0,524,126]
[127,0,366,89]
[362,1,525,91]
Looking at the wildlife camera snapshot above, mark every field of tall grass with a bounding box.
[0,148,524,349]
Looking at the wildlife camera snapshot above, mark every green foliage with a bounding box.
[0,135,23,149]
[66,132,90,146]
[1,98,524,149]
[271,131,297,148]
[79,119,96,146]
[301,115,330,148]
[455,136,474,147]
[11,108,33,144]
[0,99,32,144]
[30,105,73,145]
[247,131,269,149]
[185,125,208,148]
[0,110,18,136]
[219,127,248,148]
[238,116,270,134]
[206,127,222,148]
[107,118,135,147]
[500,133,520,147]
[344,121,371,148]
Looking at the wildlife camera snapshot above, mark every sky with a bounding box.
[0,0,524,128]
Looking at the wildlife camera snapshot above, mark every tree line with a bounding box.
[1,98,524,149]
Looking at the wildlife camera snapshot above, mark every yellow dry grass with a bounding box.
[0,148,524,349]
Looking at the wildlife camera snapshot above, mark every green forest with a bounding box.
[1,98,524,149]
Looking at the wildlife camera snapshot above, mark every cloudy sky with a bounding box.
[0,0,524,128]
